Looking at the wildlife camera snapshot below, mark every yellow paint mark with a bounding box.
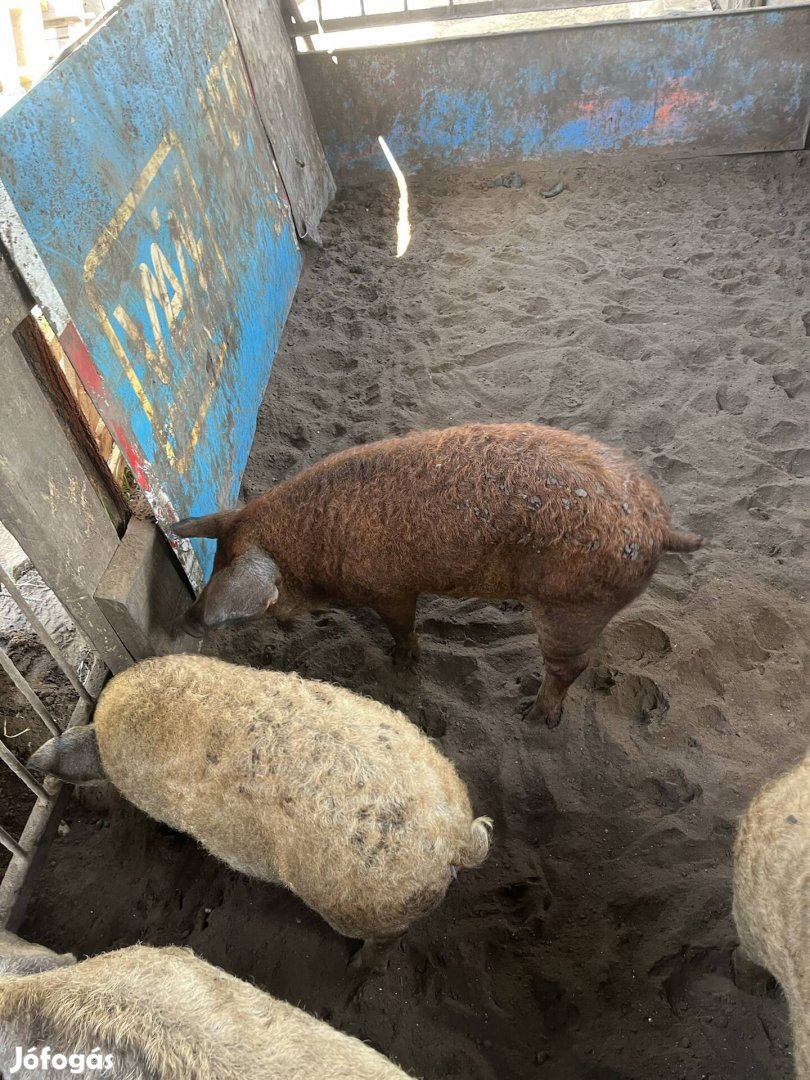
[84,135,175,457]
[169,138,230,285]
[200,41,246,152]
[83,132,225,468]
[84,136,173,280]
[111,303,160,377]
[140,240,185,376]
[82,38,251,472]
[177,338,228,473]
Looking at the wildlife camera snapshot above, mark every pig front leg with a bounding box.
[374,596,420,669]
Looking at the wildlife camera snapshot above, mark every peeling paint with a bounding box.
[300,9,809,177]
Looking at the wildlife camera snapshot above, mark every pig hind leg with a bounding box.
[526,602,619,728]
[375,595,420,669]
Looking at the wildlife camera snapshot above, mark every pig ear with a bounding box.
[178,547,279,636]
[172,508,240,540]
[27,725,105,785]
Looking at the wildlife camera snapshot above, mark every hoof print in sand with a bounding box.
[498,875,552,926]
[517,671,543,699]
[639,768,702,813]
[696,703,729,733]
[772,369,807,400]
[592,669,669,727]
[530,974,580,1034]
[650,946,733,1014]
[774,447,810,478]
[651,454,697,483]
[715,384,749,415]
[741,483,794,520]
[610,620,672,664]
[750,608,792,652]
[418,702,448,738]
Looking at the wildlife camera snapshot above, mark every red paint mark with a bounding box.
[652,84,708,132]
[113,426,149,491]
[59,322,108,404]
[59,321,150,492]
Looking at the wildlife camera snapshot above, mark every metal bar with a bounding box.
[0,826,26,862]
[0,645,61,737]
[0,564,92,704]
[0,739,48,801]
[291,0,657,34]
[0,657,107,931]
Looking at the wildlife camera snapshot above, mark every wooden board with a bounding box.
[0,261,131,673]
[95,518,201,660]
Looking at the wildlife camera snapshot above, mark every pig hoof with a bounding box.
[521,699,563,729]
[544,707,563,729]
[389,643,420,670]
[347,946,389,975]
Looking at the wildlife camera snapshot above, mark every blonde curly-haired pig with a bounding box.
[0,934,414,1078]
[733,752,810,1077]
[29,655,491,969]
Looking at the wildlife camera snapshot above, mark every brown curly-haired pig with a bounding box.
[0,936,413,1077]
[28,655,492,970]
[733,754,810,1077]
[171,423,702,727]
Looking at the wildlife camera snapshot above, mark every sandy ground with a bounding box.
[14,150,810,1079]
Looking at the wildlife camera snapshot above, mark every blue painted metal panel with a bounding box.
[298,8,810,178]
[0,0,302,582]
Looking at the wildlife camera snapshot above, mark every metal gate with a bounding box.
[0,0,334,928]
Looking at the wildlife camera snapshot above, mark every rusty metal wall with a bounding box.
[298,7,810,180]
[0,0,303,585]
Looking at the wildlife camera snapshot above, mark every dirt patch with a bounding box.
[21,152,809,1079]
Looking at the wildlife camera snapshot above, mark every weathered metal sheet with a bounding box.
[226,0,336,242]
[299,7,810,178]
[0,0,302,583]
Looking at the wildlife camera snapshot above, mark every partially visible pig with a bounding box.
[0,935,414,1078]
[733,752,810,1078]
[28,655,491,969]
[173,423,702,726]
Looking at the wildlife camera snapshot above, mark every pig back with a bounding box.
[93,656,480,938]
[258,423,673,601]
